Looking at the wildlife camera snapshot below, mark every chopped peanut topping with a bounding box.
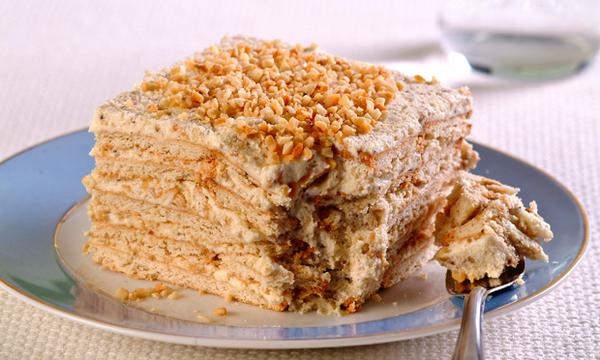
[140,39,400,163]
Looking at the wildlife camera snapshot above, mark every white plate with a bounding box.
[0,130,589,348]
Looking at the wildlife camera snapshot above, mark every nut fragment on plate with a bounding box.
[114,283,179,302]
[213,307,228,316]
[370,293,383,303]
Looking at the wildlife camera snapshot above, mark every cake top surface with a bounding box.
[92,36,472,189]
[138,36,400,164]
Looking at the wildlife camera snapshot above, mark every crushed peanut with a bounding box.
[413,74,426,83]
[412,74,438,85]
[515,275,525,286]
[140,39,400,163]
[370,293,383,303]
[114,283,179,302]
[417,272,429,281]
[213,307,228,316]
[115,287,129,301]
[196,314,213,323]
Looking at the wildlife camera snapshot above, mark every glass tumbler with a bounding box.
[439,0,600,79]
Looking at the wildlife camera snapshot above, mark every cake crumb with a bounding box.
[149,307,159,313]
[225,293,235,303]
[197,289,206,295]
[370,293,383,303]
[417,272,428,280]
[515,275,525,286]
[213,307,228,316]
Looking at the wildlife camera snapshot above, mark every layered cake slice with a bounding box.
[83,35,477,313]
[434,172,553,283]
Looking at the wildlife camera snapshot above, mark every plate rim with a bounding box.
[0,128,590,349]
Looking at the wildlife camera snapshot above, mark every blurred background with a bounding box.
[0,0,600,157]
[1,0,599,162]
[1,1,599,358]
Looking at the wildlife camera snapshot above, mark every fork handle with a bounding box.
[452,286,488,360]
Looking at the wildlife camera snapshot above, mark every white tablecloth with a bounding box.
[1,1,598,359]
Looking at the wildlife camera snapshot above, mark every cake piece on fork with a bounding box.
[434,172,553,283]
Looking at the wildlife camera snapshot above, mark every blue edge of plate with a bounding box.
[0,129,587,341]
